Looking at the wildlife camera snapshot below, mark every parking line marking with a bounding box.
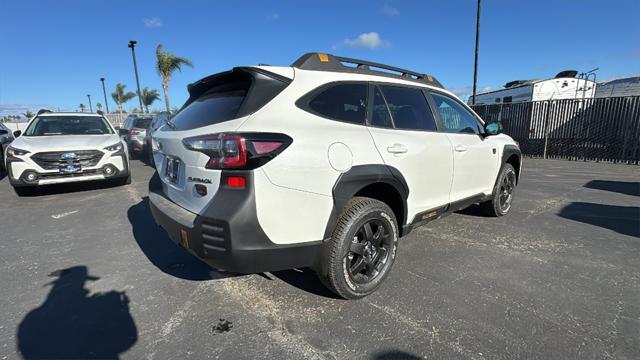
[51,210,79,219]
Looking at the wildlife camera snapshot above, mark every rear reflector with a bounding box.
[253,141,283,154]
[226,176,246,188]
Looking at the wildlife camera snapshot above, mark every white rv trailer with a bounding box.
[470,71,597,105]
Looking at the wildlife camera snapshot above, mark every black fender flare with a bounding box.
[501,144,522,181]
[322,164,409,240]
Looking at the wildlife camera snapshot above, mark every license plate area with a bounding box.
[164,156,181,184]
[60,164,82,173]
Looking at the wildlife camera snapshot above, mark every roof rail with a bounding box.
[291,53,443,88]
[36,109,52,115]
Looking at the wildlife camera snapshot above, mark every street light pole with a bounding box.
[128,40,144,112]
[87,94,93,112]
[100,77,110,113]
[471,0,481,105]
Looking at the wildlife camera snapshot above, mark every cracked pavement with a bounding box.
[0,158,638,359]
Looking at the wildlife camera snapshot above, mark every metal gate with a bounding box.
[472,96,640,164]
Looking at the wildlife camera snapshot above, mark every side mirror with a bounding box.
[13,130,22,138]
[118,128,129,136]
[485,122,502,136]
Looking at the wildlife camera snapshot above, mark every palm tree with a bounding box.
[111,83,136,120]
[96,103,102,111]
[79,104,85,112]
[156,44,193,113]
[22,111,34,120]
[140,87,161,113]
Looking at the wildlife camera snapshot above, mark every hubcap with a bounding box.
[345,219,393,284]
[499,170,516,211]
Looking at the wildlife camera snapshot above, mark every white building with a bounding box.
[470,70,597,105]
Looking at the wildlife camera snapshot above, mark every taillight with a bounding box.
[129,128,141,136]
[182,132,292,170]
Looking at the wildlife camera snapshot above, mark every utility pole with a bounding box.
[87,94,93,112]
[100,77,110,113]
[471,0,481,105]
[128,40,144,111]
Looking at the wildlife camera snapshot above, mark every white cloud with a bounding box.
[143,17,163,28]
[448,86,496,101]
[337,32,391,50]
[381,3,400,17]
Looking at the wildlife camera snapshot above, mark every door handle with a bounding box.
[387,144,408,154]
[454,145,468,152]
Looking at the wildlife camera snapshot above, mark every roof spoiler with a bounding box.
[291,52,443,88]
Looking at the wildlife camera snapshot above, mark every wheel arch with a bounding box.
[323,165,409,239]
[502,144,522,182]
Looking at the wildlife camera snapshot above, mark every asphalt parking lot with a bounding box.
[0,158,638,359]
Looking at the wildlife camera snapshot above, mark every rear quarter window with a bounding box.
[299,83,367,125]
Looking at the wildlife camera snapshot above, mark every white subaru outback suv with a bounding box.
[6,111,130,195]
[149,53,521,299]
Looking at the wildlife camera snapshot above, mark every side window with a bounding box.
[430,92,482,134]
[370,86,393,128]
[379,85,437,131]
[307,83,367,124]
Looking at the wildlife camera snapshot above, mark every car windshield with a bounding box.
[133,118,152,128]
[24,116,114,136]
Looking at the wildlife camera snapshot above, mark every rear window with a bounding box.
[304,83,367,124]
[133,118,152,128]
[379,85,437,131]
[167,69,289,131]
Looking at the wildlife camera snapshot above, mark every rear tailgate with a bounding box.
[152,67,291,215]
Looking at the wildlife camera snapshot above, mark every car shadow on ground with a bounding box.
[13,179,125,197]
[17,266,137,359]
[270,268,341,299]
[558,202,640,238]
[127,197,241,281]
[455,204,489,217]
[584,180,640,197]
[371,350,422,359]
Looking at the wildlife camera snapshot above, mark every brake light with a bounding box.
[129,128,141,136]
[182,132,292,170]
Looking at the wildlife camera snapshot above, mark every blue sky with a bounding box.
[1,0,638,117]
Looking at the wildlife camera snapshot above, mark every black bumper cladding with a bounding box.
[148,172,322,274]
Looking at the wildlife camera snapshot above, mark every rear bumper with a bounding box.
[148,172,322,274]
[125,136,145,152]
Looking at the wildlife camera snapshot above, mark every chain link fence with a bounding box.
[472,96,640,164]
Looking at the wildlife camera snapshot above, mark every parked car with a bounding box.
[6,112,130,195]
[144,112,170,165]
[0,123,15,172]
[149,53,521,299]
[119,115,153,158]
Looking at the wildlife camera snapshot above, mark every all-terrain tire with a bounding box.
[317,197,399,300]
[480,163,517,217]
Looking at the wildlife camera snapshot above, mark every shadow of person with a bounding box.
[17,266,137,359]
[127,196,240,281]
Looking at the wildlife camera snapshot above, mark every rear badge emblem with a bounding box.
[188,177,212,184]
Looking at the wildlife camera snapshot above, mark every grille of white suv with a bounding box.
[30,150,105,170]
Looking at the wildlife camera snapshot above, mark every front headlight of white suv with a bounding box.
[104,142,124,152]
[7,146,30,157]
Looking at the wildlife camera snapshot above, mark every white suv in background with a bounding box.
[149,53,521,299]
[6,111,130,195]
